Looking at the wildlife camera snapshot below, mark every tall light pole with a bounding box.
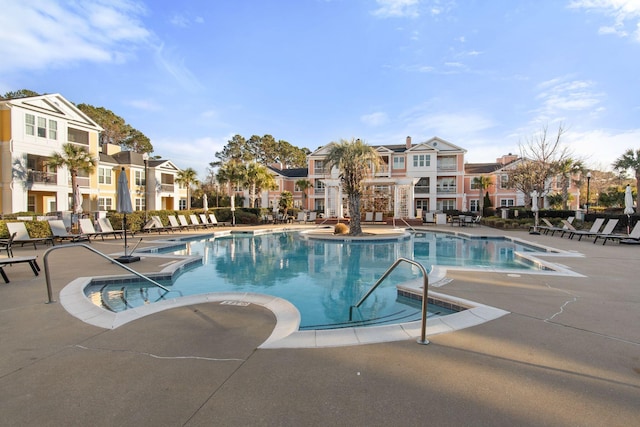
[143,152,149,222]
[586,171,591,215]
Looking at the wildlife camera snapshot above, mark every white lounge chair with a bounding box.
[199,214,216,228]
[48,220,90,243]
[363,212,374,224]
[307,212,317,223]
[0,255,41,283]
[189,214,206,229]
[295,212,307,223]
[209,213,231,226]
[178,215,198,230]
[6,222,54,249]
[374,212,384,223]
[97,217,129,238]
[595,221,640,245]
[79,218,117,241]
[567,218,606,240]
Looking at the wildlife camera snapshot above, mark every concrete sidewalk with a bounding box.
[1,225,639,426]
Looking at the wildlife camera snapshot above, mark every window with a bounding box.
[37,117,47,137]
[48,120,57,139]
[470,177,479,190]
[437,177,456,193]
[412,154,430,168]
[438,156,456,171]
[500,174,509,189]
[438,199,456,211]
[315,160,325,174]
[28,195,36,212]
[393,156,405,169]
[500,199,515,207]
[315,180,325,193]
[98,197,113,211]
[98,167,112,185]
[135,198,146,211]
[470,199,480,212]
[179,199,187,210]
[134,170,145,186]
[26,114,35,135]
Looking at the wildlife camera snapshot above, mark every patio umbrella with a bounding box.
[530,190,540,234]
[230,193,235,226]
[116,167,138,262]
[203,194,208,212]
[73,184,83,214]
[624,185,634,234]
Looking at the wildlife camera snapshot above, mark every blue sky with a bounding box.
[1,0,639,178]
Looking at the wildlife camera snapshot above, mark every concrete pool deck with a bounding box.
[1,223,639,425]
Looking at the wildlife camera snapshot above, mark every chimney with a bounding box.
[406,136,412,149]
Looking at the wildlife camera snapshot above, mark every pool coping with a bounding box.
[60,274,509,348]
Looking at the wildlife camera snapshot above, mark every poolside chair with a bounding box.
[295,212,307,223]
[199,214,216,228]
[178,215,198,230]
[209,213,231,227]
[189,214,206,229]
[48,220,90,243]
[594,221,640,245]
[0,255,41,283]
[97,217,129,239]
[363,212,374,224]
[144,216,172,234]
[167,215,187,231]
[79,218,116,241]
[307,212,317,223]
[566,217,606,240]
[535,218,565,235]
[6,222,54,249]
[0,233,16,257]
[374,212,384,223]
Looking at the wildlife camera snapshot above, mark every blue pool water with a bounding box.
[87,231,548,329]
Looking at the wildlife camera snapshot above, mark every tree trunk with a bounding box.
[348,193,362,235]
[70,171,78,213]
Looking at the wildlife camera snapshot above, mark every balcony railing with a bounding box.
[415,187,430,194]
[314,188,325,195]
[437,165,457,172]
[160,183,174,192]
[436,187,457,194]
[27,170,57,184]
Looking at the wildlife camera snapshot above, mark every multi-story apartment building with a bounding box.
[0,94,186,216]
[306,136,467,219]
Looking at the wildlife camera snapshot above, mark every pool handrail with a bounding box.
[43,243,170,304]
[352,257,430,344]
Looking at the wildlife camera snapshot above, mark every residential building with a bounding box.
[0,94,185,216]
[307,136,467,218]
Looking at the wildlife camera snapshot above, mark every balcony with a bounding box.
[27,170,57,184]
[437,165,457,172]
[415,186,430,194]
[314,188,325,195]
[160,184,174,192]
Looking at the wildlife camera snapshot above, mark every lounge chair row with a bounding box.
[141,214,230,233]
[535,217,640,245]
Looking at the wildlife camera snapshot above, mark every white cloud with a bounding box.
[151,135,228,176]
[569,0,640,41]
[153,43,203,92]
[563,128,640,170]
[403,110,496,139]
[372,0,421,18]
[127,99,162,111]
[534,77,604,122]
[361,112,389,127]
[0,0,151,72]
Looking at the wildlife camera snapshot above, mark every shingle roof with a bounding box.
[464,163,503,174]
[268,166,308,178]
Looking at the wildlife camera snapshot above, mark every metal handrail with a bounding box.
[43,243,170,304]
[352,257,430,344]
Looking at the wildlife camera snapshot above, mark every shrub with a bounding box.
[334,223,348,234]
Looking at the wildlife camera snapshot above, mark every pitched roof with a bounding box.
[464,163,504,174]
[267,166,308,178]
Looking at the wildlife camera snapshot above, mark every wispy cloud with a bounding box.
[153,43,203,92]
[569,0,640,41]
[0,0,150,72]
[170,13,205,28]
[361,112,390,127]
[534,77,604,122]
[371,0,455,19]
[127,99,162,111]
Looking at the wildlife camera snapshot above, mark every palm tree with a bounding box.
[244,162,276,207]
[216,161,247,207]
[555,158,585,210]
[613,149,640,210]
[325,138,380,235]
[176,167,199,210]
[472,175,492,214]
[295,179,312,210]
[47,143,96,213]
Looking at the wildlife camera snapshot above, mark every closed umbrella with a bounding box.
[462,193,467,212]
[530,190,540,234]
[624,185,634,234]
[203,194,208,212]
[73,185,83,214]
[230,193,235,226]
[116,167,138,262]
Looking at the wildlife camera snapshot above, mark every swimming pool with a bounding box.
[86,230,552,329]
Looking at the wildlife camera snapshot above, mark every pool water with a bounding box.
[87,231,547,329]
